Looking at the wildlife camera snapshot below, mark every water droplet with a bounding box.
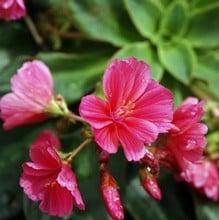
[186,139,196,150]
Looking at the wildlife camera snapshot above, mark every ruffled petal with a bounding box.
[103,58,151,111]
[79,94,112,129]
[134,80,173,133]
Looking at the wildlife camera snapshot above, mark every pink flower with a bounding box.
[79,57,173,161]
[183,161,219,201]
[0,0,26,21]
[165,97,208,178]
[0,60,54,130]
[20,130,85,217]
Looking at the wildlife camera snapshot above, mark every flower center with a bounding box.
[115,100,135,119]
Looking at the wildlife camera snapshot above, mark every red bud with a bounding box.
[100,168,124,220]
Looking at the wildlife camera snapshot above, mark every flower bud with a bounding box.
[100,167,124,220]
[139,167,162,200]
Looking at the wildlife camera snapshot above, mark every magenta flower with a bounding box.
[0,60,54,130]
[184,160,219,201]
[166,97,208,178]
[79,57,173,161]
[20,130,85,217]
[0,0,26,21]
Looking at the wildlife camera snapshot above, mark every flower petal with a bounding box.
[93,124,119,154]
[79,94,112,129]
[117,124,147,161]
[39,183,74,217]
[11,60,53,107]
[124,117,158,144]
[103,58,151,111]
[134,80,173,133]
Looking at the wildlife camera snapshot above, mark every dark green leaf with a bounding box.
[194,196,219,220]
[192,52,219,98]
[159,1,187,37]
[124,0,162,39]
[113,42,164,80]
[158,40,197,84]
[66,0,142,46]
[186,5,219,48]
[37,52,110,103]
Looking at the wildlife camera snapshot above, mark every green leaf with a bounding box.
[66,0,142,46]
[186,5,219,48]
[37,52,110,103]
[158,40,197,84]
[194,196,219,220]
[190,0,219,11]
[0,125,47,219]
[192,52,219,98]
[159,1,187,37]
[124,171,194,220]
[113,42,164,80]
[124,0,162,39]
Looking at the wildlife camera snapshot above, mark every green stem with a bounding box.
[66,138,92,163]
[24,15,44,46]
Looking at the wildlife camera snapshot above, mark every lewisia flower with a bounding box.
[0,0,26,21]
[183,160,219,201]
[20,130,85,217]
[79,57,173,161]
[165,97,208,178]
[0,60,62,130]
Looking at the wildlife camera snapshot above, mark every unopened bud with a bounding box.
[139,167,162,200]
[100,168,124,220]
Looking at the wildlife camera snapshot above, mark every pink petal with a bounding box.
[39,183,74,217]
[134,80,173,133]
[123,117,158,144]
[0,93,46,130]
[0,0,26,20]
[57,165,85,210]
[29,146,62,169]
[117,124,147,161]
[93,124,119,154]
[172,98,205,133]
[79,95,112,129]
[31,130,61,150]
[103,58,151,112]
[11,60,53,107]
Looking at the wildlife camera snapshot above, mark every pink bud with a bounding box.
[100,168,124,220]
[139,167,162,200]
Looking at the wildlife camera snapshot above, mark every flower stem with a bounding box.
[24,15,44,46]
[67,111,87,124]
[66,138,93,163]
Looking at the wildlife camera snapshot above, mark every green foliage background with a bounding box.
[0,0,219,219]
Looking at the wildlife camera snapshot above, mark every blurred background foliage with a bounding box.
[0,0,219,219]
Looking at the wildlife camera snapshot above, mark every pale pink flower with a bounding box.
[183,160,219,201]
[100,167,124,220]
[20,130,85,217]
[166,97,208,178]
[0,60,53,130]
[0,0,26,20]
[79,57,173,161]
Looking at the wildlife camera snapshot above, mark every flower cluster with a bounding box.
[0,57,213,219]
[0,0,26,21]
